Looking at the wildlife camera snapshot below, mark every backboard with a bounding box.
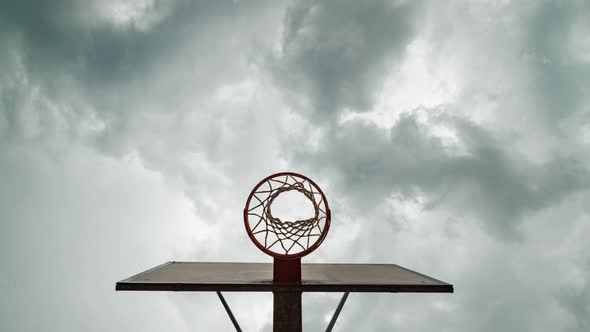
[116,261,453,293]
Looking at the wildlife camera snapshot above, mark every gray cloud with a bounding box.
[558,268,590,332]
[291,112,590,240]
[0,1,252,84]
[0,140,197,332]
[1,0,282,152]
[527,1,590,123]
[2,0,590,331]
[270,0,420,119]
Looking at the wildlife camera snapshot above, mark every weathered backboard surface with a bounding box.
[116,262,453,293]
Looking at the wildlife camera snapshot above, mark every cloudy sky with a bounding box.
[1,0,589,331]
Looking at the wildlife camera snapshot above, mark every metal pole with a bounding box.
[273,290,302,332]
[216,291,242,332]
[325,292,349,332]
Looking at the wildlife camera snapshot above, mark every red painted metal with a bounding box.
[273,257,301,284]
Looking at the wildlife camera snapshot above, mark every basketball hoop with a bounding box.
[118,171,453,332]
[244,172,331,259]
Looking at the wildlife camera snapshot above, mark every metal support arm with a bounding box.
[217,290,349,332]
[216,291,242,332]
[325,292,350,332]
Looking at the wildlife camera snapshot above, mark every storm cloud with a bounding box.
[1,1,589,331]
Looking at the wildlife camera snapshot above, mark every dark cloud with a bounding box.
[290,112,590,240]
[557,267,590,332]
[0,0,283,153]
[527,1,590,123]
[2,1,590,331]
[271,0,420,119]
[0,0,251,85]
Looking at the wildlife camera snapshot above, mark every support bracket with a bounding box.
[325,292,350,332]
[216,291,242,332]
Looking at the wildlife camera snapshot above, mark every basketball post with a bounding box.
[273,258,302,331]
[243,172,331,332]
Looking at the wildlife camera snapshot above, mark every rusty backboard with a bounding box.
[116,262,453,293]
